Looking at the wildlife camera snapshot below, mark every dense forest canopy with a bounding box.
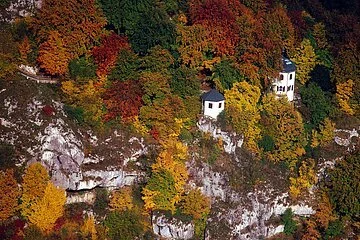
[0,0,359,239]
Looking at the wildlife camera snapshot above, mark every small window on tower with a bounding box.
[208,103,213,109]
[287,86,291,91]
[219,102,222,108]
[292,85,294,90]
[280,74,284,80]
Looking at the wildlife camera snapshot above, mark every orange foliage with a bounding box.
[37,31,70,75]
[18,36,31,63]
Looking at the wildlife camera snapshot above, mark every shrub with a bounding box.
[42,105,55,116]
[93,188,109,217]
[104,210,143,240]
[282,208,297,235]
[64,105,84,124]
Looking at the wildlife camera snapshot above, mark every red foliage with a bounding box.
[103,80,143,122]
[288,10,308,41]
[0,219,25,240]
[53,216,66,232]
[92,33,130,77]
[189,0,244,55]
[42,105,55,116]
[149,127,160,141]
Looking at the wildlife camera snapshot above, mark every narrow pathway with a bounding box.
[18,66,58,84]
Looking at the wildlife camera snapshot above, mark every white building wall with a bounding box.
[203,100,225,119]
[273,71,295,101]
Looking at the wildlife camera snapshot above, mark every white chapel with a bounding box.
[201,89,225,119]
[272,57,296,101]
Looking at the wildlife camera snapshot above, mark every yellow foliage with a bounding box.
[62,80,104,125]
[225,81,261,153]
[176,23,211,68]
[21,162,50,219]
[143,139,189,213]
[292,38,316,85]
[142,188,157,212]
[181,189,210,220]
[262,95,306,168]
[27,182,66,233]
[312,118,335,147]
[109,187,133,212]
[81,215,97,240]
[336,79,355,115]
[132,116,149,136]
[289,159,317,199]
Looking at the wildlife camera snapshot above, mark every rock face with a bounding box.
[197,117,243,154]
[152,214,194,240]
[187,160,314,239]
[0,81,147,190]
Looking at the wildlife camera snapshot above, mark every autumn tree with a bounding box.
[62,80,104,126]
[27,182,66,233]
[176,19,211,68]
[313,192,336,230]
[37,31,70,75]
[189,0,242,56]
[18,36,31,63]
[336,79,355,115]
[292,38,316,85]
[311,118,335,148]
[260,95,306,168]
[109,187,134,212]
[31,0,106,74]
[289,159,317,199]
[92,33,130,78]
[20,162,50,219]
[301,219,321,240]
[143,139,188,213]
[80,215,97,240]
[181,188,210,220]
[103,80,143,122]
[0,169,20,221]
[225,81,261,153]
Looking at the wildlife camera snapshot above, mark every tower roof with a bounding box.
[201,89,225,102]
[282,57,296,73]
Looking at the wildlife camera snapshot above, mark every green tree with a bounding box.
[212,59,244,91]
[300,82,332,127]
[326,153,360,219]
[171,66,200,98]
[282,208,297,235]
[99,0,175,53]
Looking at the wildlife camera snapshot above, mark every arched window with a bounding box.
[208,103,213,109]
[218,103,222,108]
[290,73,293,80]
[280,74,284,80]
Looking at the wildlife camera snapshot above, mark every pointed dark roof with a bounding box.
[282,57,296,73]
[201,89,225,102]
